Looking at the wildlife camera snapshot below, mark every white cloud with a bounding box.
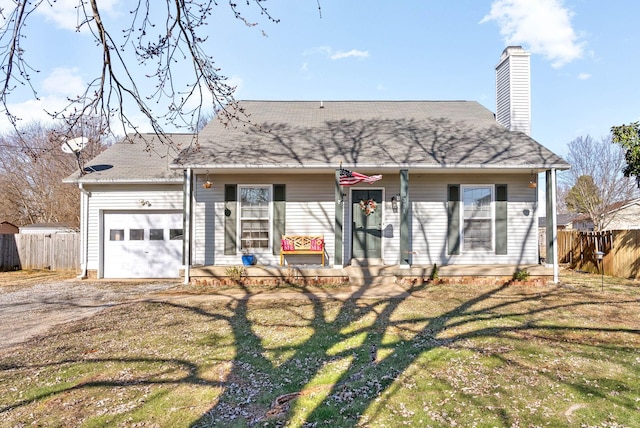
[304,46,369,61]
[41,67,86,97]
[481,0,585,68]
[330,49,369,60]
[0,95,70,131]
[35,0,121,31]
[0,67,89,130]
[303,46,333,57]
[577,72,591,80]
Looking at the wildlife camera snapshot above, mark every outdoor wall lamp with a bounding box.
[391,195,398,213]
[202,170,212,189]
[528,170,537,188]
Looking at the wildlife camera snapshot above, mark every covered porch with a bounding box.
[186,263,554,287]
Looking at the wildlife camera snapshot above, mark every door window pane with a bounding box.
[170,229,183,240]
[150,229,164,240]
[110,229,125,241]
[130,229,144,241]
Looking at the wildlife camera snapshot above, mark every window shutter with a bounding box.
[447,185,460,255]
[224,184,237,255]
[495,184,508,255]
[273,184,286,255]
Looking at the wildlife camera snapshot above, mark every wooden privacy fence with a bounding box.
[558,230,640,278]
[0,233,80,271]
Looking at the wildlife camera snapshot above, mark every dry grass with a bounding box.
[0,268,639,427]
[0,269,77,288]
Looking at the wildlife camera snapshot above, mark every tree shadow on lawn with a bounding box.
[183,282,640,427]
[1,281,639,426]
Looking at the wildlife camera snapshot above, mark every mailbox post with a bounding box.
[595,251,604,292]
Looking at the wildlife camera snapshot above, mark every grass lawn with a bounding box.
[1,269,639,427]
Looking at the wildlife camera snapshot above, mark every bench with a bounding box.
[280,235,325,266]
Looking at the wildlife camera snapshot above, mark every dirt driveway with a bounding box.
[0,271,182,350]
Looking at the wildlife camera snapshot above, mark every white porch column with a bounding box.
[545,168,559,283]
[183,168,193,284]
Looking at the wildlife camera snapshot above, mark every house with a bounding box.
[64,46,570,281]
[0,222,19,234]
[538,213,581,262]
[569,198,640,231]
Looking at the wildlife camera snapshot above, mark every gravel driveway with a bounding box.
[0,279,181,350]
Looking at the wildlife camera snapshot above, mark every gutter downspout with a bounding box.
[183,168,193,284]
[78,183,89,279]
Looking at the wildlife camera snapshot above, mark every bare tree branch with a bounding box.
[1,0,306,153]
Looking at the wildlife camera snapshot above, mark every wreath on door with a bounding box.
[359,199,377,216]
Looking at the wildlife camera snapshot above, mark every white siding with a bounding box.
[606,203,640,230]
[410,173,539,265]
[194,174,337,266]
[192,171,539,267]
[84,184,184,276]
[495,47,531,136]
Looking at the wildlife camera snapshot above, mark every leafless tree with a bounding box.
[0,1,307,151]
[0,119,109,227]
[559,135,639,230]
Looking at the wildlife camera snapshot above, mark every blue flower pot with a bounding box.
[242,254,256,266]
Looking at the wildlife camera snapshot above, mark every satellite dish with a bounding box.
[61,137,88,154]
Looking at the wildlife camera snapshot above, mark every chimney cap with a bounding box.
[499,46,530,61]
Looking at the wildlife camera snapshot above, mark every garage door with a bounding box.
[103,211,183,278]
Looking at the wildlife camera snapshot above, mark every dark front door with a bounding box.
[352,189,383,259]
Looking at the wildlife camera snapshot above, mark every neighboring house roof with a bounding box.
[19,223,76,234]
[172,100,570,172]
[64,133,193,184]
[569,197,640,229]
[538,213,580,228]
[0,221,19,234]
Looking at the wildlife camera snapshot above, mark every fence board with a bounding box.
[558,229,640,278]
[0,233,79,271]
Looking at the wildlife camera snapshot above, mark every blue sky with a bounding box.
[1,0,639,158]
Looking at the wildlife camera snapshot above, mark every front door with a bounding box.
[352,189,383,259]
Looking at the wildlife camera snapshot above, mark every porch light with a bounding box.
[391,195,399,213]
[528,170,537,188]
[202,170,212,189]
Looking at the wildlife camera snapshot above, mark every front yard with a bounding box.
[1,269,639,427]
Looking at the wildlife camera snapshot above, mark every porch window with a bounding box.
[462,186,493,251]
[239,186,271,250]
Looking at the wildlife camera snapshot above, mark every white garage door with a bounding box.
[103,211,183,278]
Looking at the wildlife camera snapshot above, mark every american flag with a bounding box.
[339,168,382,186]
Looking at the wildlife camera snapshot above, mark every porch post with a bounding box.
[545,168,559,283]
[334,169,344,268]
[400,169,410,267]
[183,168,193,284]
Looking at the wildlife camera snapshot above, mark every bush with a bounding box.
[512,268,530,281]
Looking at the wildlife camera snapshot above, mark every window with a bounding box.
[462,186,493,251]
[130,229,144,240]
[170,229,183,240]
[239,186,270,250]
[110,229,125,241]
[150,229,164,240]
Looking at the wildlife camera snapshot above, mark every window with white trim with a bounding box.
[462,185,493,251]
[239,186,271,250]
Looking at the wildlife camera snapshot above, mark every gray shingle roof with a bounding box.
[173,100,569,171]
[65,133,194,183]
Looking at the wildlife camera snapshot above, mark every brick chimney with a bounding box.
[495,46,531,136]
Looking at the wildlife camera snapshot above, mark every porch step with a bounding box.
[349,274,397,287]
[346,265,398,287]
